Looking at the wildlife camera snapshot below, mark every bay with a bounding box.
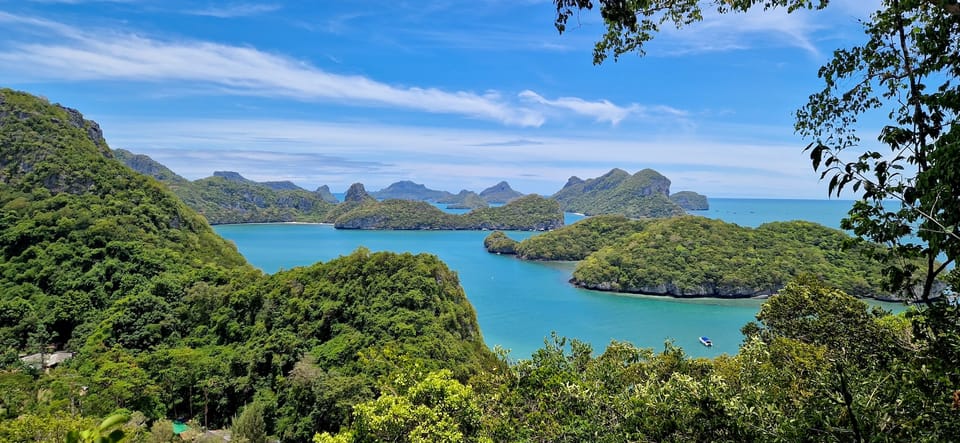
[214,198,898,360]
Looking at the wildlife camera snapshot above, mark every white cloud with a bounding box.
[103,117,823,198]
[518,90,687,125]
[0,12,545,127]
[184,3,282,18]
[519,90,638,125]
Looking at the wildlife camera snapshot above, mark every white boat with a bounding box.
[699,336,713,347]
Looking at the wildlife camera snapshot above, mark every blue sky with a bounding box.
[0,0,882,198]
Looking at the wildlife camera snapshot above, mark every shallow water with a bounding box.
[215,198,904,360]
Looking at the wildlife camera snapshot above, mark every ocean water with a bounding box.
[214,198,898,360]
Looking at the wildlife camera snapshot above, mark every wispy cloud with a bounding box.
[184,3,282,18]
[653,7,823,57]
[0,12,545,127]
[104,117,819,198]
[519,90,686,125]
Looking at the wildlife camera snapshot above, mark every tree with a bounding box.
[553,0,960,302]
[314,369,487,443]
[232,401,268,443]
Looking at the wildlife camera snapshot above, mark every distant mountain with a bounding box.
[262,180,306,191]
[344,182,375,202]
[479,181,523,203]
[439,190,489,209]
[551,168,687,218]
[315,185,339,204]
[116,155,336,224]
[114,149,189,184]
[370,180,454,201]
[670,191,709,210]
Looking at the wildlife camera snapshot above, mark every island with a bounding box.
[669,191,709,210]
[551,168,708,218]
[479,181,524,203]
[370,180,454,201]
[441,190,490,209]
[486,215,921,299]
[334,194,563,231]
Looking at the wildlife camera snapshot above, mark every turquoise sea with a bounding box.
[214,198,900,360]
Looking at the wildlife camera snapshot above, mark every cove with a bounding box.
[215,198,904,359]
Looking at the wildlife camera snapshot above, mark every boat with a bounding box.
[699,336,713,347]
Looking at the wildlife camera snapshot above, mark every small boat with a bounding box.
[699,336,713,347]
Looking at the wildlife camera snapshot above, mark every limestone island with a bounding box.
[552,168,709,217]
[485,215,934,300]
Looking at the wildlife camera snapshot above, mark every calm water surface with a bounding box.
[214,198,899,360]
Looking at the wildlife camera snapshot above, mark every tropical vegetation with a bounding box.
[333,195,563,231]
[551,168,690,218]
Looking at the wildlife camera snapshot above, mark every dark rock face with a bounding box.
[58,105,107,153]
[572,280,773,298]
[344,183,374,202]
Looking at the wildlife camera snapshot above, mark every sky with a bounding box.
[0,0,884,198]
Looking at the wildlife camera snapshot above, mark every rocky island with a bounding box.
[552,168,708,217]
[479,181,523,203]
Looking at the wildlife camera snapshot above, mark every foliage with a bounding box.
[334,195,563,231]
[572,216,902,297]
[316,369,487,443]
[551,168,687,218]
[0,88,248,350]
[553,0,831,64]
[66,411,129,443]
[444,191,489,210]
[512,214,652,260]
[0,89,495,441]
[115,150,336,225]
[796,1,960,302]
[232,402,268,443]
[482,231,519,254]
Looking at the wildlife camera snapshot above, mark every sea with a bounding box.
[214,198,906,360]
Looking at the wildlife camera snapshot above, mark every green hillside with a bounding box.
[511,214,653,260]
[573,216,895,298]
[0,89,493,440]
[115,151,336,224]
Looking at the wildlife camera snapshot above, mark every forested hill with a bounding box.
[334,194,563,230]
[116,150,336,224]
[0,88,249,347]
[0,88,494,440]
[488,214,910,299]
[552,168,708,217]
